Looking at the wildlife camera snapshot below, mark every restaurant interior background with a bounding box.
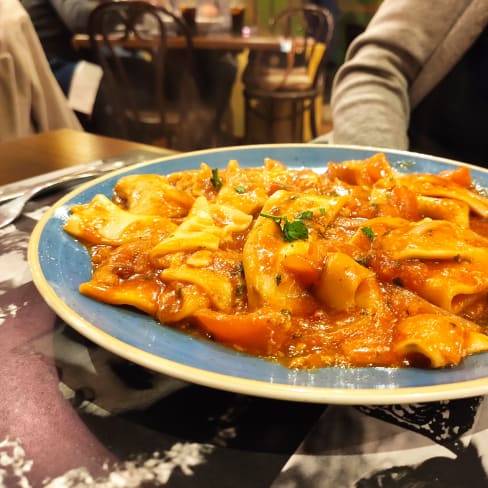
[61,0,385,151]
[235,0,384,146]
[249,0,383,97]
[30,0,385,152]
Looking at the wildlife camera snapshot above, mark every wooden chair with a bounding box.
[243,4,334,144]
[87,0,213,150]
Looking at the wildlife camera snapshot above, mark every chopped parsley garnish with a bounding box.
[260,212,309,242]
[360,226,375,240]
[234,185,246,194]
[210,168,223,189]
[283,219,309,242]
[297,210,313,220]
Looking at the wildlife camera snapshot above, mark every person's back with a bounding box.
[0,0,82,139]
[22,0,74,64]
[329,0,488,166]
[21,0,106,132]
[21,0,96,63]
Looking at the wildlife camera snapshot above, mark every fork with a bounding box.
[0,160,131,229]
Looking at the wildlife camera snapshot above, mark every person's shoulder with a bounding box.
[368,0,474,27]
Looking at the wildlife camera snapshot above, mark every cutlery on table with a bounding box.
[0,151,166,228]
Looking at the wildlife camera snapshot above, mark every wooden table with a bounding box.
[0,129,174,186]
[72,33,314,140]
[72,33,298,52]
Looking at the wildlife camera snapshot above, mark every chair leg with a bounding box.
[291,100,300,142]
[266,99,274,143]
[244,95,250,143]
[310,97,318,140]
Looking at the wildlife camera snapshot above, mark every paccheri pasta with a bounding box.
[64,153,488,369]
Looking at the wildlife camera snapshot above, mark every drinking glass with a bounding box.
[229,0,245,35]
[177,0,197,33]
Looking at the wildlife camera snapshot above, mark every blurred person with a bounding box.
[197,0,231,31]
[0,0,82,139]
[20,0,105,132]
[195,0,237,142]
[325,0,488,167]
[166,0,238,144]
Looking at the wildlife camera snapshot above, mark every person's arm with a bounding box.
[49,0,98,33]
[330,0,471,150]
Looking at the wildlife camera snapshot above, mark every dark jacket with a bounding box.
[21,0,96,61]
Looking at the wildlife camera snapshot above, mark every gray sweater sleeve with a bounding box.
[330,0,475,150]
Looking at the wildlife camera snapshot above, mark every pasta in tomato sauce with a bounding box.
[64,153,488,369]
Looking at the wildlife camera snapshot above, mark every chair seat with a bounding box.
[245,67,314,92]
[244,85,320,100]
[129,103,182,126]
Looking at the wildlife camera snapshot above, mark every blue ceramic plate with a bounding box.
[28,144,488,404]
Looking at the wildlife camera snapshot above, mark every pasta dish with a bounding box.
[64,153,488,369]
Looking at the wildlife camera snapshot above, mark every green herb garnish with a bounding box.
[211,168,223,189]
[298,210,313,220]
[234,185,246,194]
[283,219,309,242]
[260,212,309,242]
[360,226,375,240]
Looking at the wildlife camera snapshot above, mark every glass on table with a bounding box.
[229,0,245,35]
[177,0,198,33]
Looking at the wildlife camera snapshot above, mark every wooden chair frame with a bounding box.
[243,4,334,143]
[87,1,195,148]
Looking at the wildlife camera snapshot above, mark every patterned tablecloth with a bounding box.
[2,190,488,487]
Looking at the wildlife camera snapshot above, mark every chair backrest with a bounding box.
[87,0,195,146]
[243,4,335,92]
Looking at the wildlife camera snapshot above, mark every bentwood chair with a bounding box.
[243,4,334,144]
[87,1,211,150]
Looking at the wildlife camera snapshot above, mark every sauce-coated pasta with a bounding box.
[64,154,488,369]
